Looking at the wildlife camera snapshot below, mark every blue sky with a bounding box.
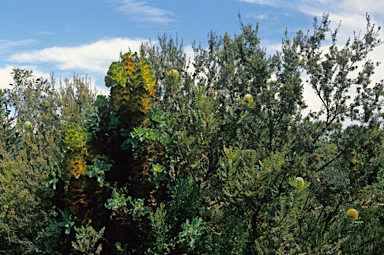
[1,0,384,129]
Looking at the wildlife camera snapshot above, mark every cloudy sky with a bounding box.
[1,0,384,129]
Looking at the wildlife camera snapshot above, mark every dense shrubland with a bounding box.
[1,12,384,254]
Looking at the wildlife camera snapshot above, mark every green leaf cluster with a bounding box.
[105,62,128,88]
[72,220,107,255]
[104,189,151,221]
[86,156,112,187]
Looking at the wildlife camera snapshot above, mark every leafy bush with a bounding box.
[1,12,384,255]
[0,70,101,254]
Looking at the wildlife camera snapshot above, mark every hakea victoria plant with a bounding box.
[37,50,206,254]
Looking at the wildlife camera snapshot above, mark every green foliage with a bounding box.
[91,95,109,108]
[105,62,128,88]
[114,242,128,254]
[61,122,90,153]
[149,163,168,188]
[0,73,34,163]
[2,11,384,255]
[105,188,151,221]
[148,203,169,254]
[71,220,107,255]
[120,49,137,60]
[0,68,101,254]
[45,209,76,236]
[126,198,152,221]
[289,176,310,191]
[128,58,156,91]
[35,209,76,254]
[104,189,131,210]
[120,124,170,150]
[149,108,167,127]
[86,156,112,187]
[41,162,60,190]
[138,12,384,254]
[164,172,203,251]
[107,111,121,130]
[171,217,206,251]
[30,51,172,254]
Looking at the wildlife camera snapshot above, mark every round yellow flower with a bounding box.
[346,208,359,220]
[168,70,179,78]
[296,177,305,189]
[243,94,254,103]
[24,121,33,131]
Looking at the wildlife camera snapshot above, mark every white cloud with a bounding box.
[239,0,384,41]
[245,12,271,20]
[338,0,384,14]
[239,0,384,16]
[37,31,55,35]
[8,37,147,74]
[242,0,384,37]
[109,0,176,24]
[254,14,269,20]
[0,39,37,48]
[239,0,277,5]
[296,6,381,41]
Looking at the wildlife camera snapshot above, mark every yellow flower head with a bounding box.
[346,208,359,220]
[168,70,179,78]
[243,94,254,103]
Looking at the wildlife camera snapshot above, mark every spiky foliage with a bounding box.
[39,50,173,254]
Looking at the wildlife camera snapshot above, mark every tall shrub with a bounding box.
[138,12,384,254]
[0,69,101,254]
